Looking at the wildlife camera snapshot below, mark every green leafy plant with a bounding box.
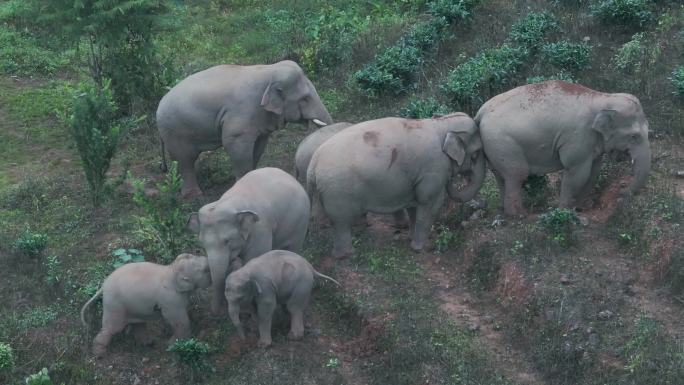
[168,338,212,381]
[65,80,133,207]
[669,65,684,98]
[44,255,63,285]
[434,225,457,253]
[0,27,69,76]
[0,342,14,373]
[111,248,145,269]
[19,306,58,330]
[24,367,53,385]
[590,0,653,30]
[427,0,480,21]
[508,12,559,50]
[622,315,684,384]
[14,228,48,258]
[541,41,592,72]
[538,208,580,247]
[612,32,660,74]
[400,97,450,118]
[130,161,195,264]
[325,356,341,368]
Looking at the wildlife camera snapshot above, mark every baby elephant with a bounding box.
[80,253,212,357]
[224,250,339,347]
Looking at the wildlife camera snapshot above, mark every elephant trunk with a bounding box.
[228,301,245,339]
[447,151,486,202]
[628,143,651,194]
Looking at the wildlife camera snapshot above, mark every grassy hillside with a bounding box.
[0,1,682,384]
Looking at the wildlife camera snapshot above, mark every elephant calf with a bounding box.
[225,250,340,347]
[307,113,486,257]
[80,253,212,357]
[190,167,310,315]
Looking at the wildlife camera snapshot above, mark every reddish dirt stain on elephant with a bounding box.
[363,131,379,147]
[387,147,398,170]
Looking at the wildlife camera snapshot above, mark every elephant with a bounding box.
[307,113,486,258]
[225,250,340,347]
[293,122,353,183]
[80,253,212,357]
[157,60,333,197]
[475,80,651,216]
[188,167,310,315]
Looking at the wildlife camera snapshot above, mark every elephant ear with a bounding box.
[280,261,296,283]
[591,109,617,140]
[260,81,284,115]
[443,131,466,167]
[236,211,259,241]
[250,279,263,295]
[174,255,196,293]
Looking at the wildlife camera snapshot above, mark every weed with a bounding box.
[0,27,69,76]
[400,97,450,118]
[541,41,592,73]
[538,208,580,248]
[508,12,560,50]
[590,0,653,30]
[427,0,480,21]
[527,72,575,83]
[111,248,145,269]
[14,228,48,258]
[670,65,684,98]
[129,162,196,264]
[168,338,212,381]
[434,224,457,253]
[19,306,58,330]
[0,342,13,373]
[44,255,63,285]
[324,356,341,368]
[467,242,500,291]
[25,367,53,385]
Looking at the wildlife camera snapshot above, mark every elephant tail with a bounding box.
[80,286,104,329]
[307,262,340,286]
[159,135,168,173]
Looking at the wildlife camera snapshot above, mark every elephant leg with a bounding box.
[503,175,527,217]
[560,160,593,209]
[224,135,257,178]
[410,205,434,251]
[331,219,354,258]
[169,147,202,198]
[93,308,127,357]
[163,306,191,344]
[406,207,417,240]
[257,298,277,347]
[392,210,409,229]
[575,158,602,207]
[252,135,270,169]
[286,287,310,341]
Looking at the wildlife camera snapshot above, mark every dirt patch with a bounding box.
[494,262,531,307]
[583,177,625,223]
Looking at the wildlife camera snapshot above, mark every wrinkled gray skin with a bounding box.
[80,253,211,357]
[157,60,333,197]
[225,250,339,347]
[294,122,353,183]
[190,167,310,315]
[476,81,651,217]
[307,113,486,257]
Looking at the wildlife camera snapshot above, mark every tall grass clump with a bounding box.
[65,80,131,207]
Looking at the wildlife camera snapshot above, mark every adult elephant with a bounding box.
[157,60,333,197]
[307,113,486,257]
[476,80,651,216]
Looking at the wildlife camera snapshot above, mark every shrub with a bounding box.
[25,367,53,385]
[65,80,132,207]
[612,32,660,74]
[434,225,457,253]
[168,338,212,381]
[44,255,63,285]
[400,97,450,118]
[441,44,527,110]
[14,228,48,257]
[130,162,195,264]
[508,12,560,50]
[541,41,592,72]
[427,0,480,21]
[538,208,580,247]
[670,65,684,98]
[0,342,14,373]
[0,27,68,76]
[111,248,145,269]
[590,0,653,30]
[526,72,575,83]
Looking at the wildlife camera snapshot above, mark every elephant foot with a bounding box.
[287,330,304,341]
[410,239,424,252]
[257,338,272,348]
[93,343,107,358]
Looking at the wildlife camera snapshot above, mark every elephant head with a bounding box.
[440,114,486,202]
[592,93,651,195]
[172,253,212,293]
[260,60,333,130]
[224,269,260,339]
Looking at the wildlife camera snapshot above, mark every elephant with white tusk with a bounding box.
[475,80,651,216]
[225,250,340,348]
[157,60,333,198]
[188,167,310,315]
[80,253,212,357]
[307,113,486,258]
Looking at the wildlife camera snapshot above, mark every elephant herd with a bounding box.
[82,60,651,357]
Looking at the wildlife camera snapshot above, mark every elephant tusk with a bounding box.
[312,119,327,126]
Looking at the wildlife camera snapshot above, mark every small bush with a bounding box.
[44,255,63,285]
[612,32,660,74]
[400,97,450,118]
[508,12,560,50]
[434,225,457,253]
[14,228,48,257]
[168,338,212,381]
[527,72,575,83]
[65,80,132,207]
[441,44,527,110]
[25,367,53,385]
[0,342,14,373]
[538,208,580,247]
[130,162,195,264]
[427,0,480,21]
[590,0,653,30]
[541,41,592,72]
[669,65,684,98]
[111,248,145,269]
[0,27,68,76]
